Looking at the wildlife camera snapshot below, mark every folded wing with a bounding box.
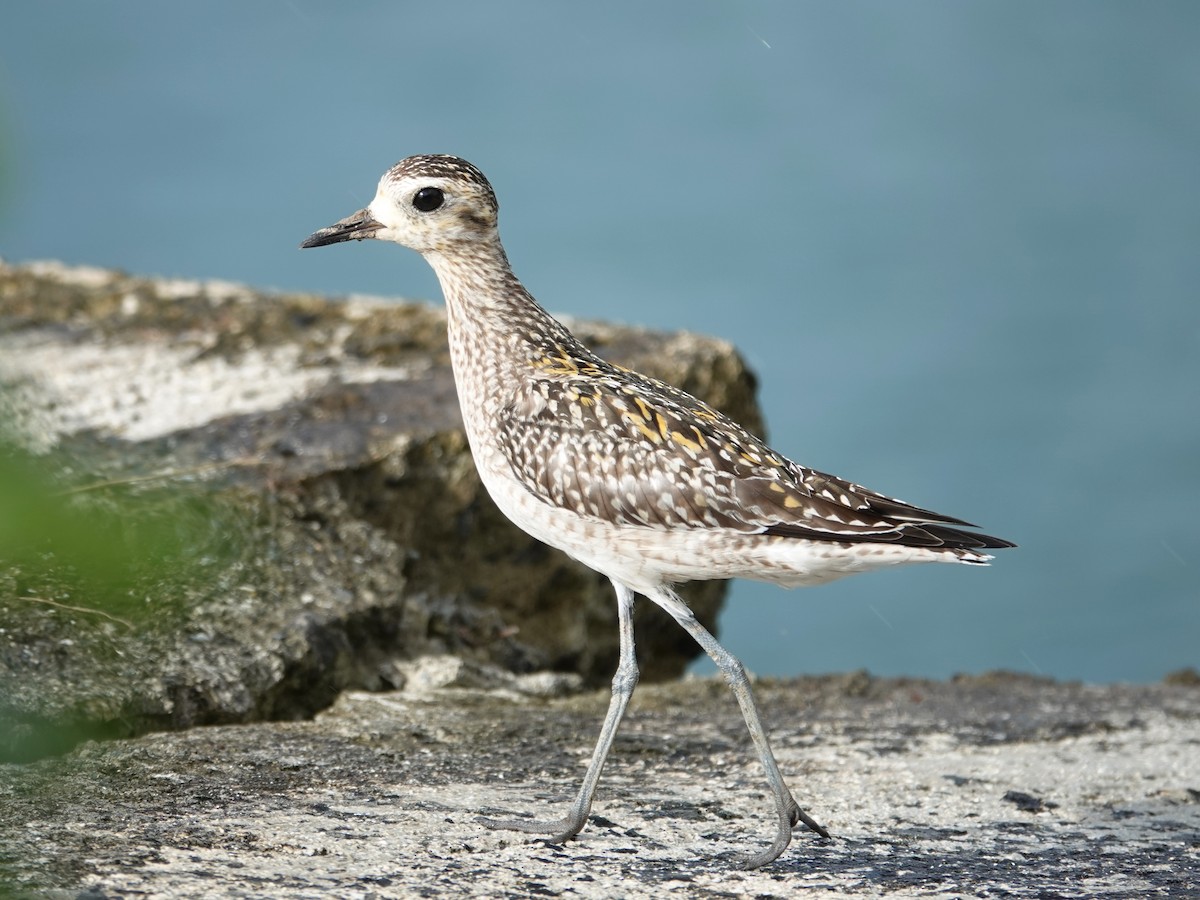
[498,363,1014,552]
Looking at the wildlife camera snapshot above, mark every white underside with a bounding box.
[474,451,989,603]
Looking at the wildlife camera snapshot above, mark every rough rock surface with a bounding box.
[0,260,763,762]
[1,669,1197,898]
[2,261,1197,897]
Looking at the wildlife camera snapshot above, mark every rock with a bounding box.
[0,260,764,762]
[0,671,1196,896]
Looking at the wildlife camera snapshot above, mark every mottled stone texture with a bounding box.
[0,260,764,762]
[1,671,1197,897]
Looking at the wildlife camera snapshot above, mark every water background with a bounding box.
[1,2,1196,683]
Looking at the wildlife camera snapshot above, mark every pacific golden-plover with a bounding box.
[301,154,1014,868]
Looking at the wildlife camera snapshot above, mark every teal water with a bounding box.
[1,2,1196,682]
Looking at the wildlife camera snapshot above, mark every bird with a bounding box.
[300,153,1014,869]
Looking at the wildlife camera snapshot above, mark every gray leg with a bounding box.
[648,586,829,870]
[479,579,639,842]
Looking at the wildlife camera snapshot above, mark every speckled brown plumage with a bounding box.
[301,153,1014,869]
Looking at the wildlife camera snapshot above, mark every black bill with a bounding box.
[300,208,383,248]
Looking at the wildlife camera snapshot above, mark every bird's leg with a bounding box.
[650,588,830,870]
[478,580,640,843]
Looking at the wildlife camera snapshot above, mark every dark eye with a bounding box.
[413,186,445,212]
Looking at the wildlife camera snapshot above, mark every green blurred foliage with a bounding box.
[0,439,240,627]
[0,416,251,765]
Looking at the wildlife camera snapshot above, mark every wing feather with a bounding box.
[497,365,1014,551]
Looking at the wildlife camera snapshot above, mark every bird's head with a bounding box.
[301,154,500,255]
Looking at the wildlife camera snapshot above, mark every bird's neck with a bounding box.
[426,242,583,364]
[424,241,589,442]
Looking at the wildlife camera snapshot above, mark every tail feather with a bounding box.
[763,519,1016,552]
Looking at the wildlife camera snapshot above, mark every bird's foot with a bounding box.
[476,809,588,845]
[737,796,831,870]
[789,797,831,839]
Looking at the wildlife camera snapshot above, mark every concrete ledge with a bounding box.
[1,670,1197,897]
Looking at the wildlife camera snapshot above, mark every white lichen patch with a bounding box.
[153,277,256,305]
[19,259,119,289]
[0,329,416,450]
